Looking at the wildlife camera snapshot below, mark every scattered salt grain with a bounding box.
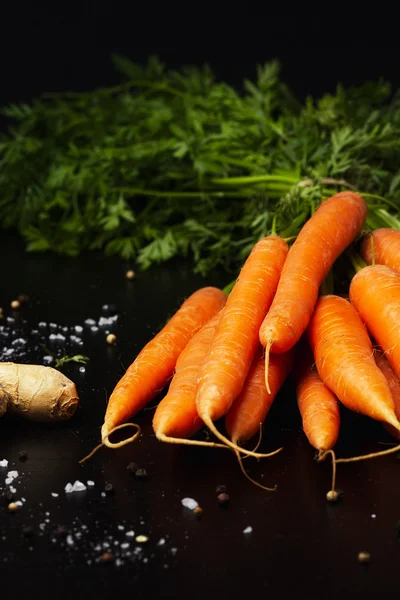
[181,497,198,510]
[98,315,118,327]
[101,492,106,497]
[243,526,253,535]
[12,338,26,347]
[84,318,96,326]
[170,547,178,556]
[118,525,125,531]
[157,538,166,546]
[74,325,83,334]
[49,333,65,342]
[87,480,95,487]
[9,486,16,494]
[51,493,59,498]
[66,535,74,546]
[79,367,86,373]
[0,459,8,468]
[121,542,130,550]
[15,501,22,507]
[371,514,377,519]
[90,326,99,333]
[5,478,12,485]
[125,530,135,538]
[7,471,18,480]
[65,483,73,493]
[43,355,54,365]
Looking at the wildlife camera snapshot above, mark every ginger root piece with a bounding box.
[0,362,79,422]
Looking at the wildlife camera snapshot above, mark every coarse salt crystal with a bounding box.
[243,526,253,535]
[125,531,135,538]
[157,538,166,546]
[65,483,73,493]
[118,525,124,531]
[5,478,12,485]
[51,493,59,498]
[84,318,96,326]
[181,497,198,510]
[170,547,178,556]
[9,486,16,494]
[15,501,22,507]
[121,542,130,549]
[87,480,95,487]
[66,535,74,546]
[0,459,8,468]
[7,471,18,480]
[74,325,83,333]
[371,514,377,519]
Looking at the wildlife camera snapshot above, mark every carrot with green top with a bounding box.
[360,228,400,271]
[153,311,226,447]
[195,236,288,456]
[101,286,226,447]
[259,191,367,391]
[308,295,399,431]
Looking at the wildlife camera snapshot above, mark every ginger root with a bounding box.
[0,362,79,422]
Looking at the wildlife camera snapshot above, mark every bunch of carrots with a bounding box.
[85,191,400,498]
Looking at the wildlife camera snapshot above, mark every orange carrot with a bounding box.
[350,264,400,382]
[374,346,400,440]
[307,294,399,430]
[101,286,226,445]
[295,342,340,454]
[153,311,224,445]
[225,346,294,444]
[195,236,288,455]
[259,192,367,387]
[360,228,400,271]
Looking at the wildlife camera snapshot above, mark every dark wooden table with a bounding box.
[0,233,399,599]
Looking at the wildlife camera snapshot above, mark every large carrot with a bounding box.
[374,347,400,440]
[295,342,340,456]
[195,236,288,456]
[307,295,399,430]
[360,228,400,271]
[153,311,225,446]
[350,265,400,381]
[259,192,367,389]
[225,346,294,444]
[101,286,226,446]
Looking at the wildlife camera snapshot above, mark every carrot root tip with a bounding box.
[79,423,141,464]
[203,415,282,459]
[156,431,228,450]
[264,340,272,395]
[236,450,277,492]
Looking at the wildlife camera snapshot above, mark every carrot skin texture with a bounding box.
[350,265,400,381]
[308,295,399,429]
[295,344,340,451]
[360,228,400,272]
[225,346,294,443]
[153,311,223,439]
[195,236,288,422]
[374,347,400,440]
[102,286,226,439]
[260,192,367,353]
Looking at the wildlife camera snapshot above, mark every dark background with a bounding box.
[1,2,399,107]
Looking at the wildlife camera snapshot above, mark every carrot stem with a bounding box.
[79,423,141,464]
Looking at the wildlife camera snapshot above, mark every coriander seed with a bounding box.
[106,333,117,344]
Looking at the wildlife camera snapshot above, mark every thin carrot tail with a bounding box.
[241,424,263,461]
[336,443,400,464]
[79,423,141,464]
[318,449,337,498]
[235,450,277,492]
[264,340,272,395]
[202,415,282,459]
[156,432,229,450]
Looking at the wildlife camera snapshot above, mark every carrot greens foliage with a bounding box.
[1,55,400,273]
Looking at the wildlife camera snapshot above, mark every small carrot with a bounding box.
[195,236,288,456]
[295,342,340,455]
[360,228,400,271]
[153,311,226,447]
[259,192,367,389]
[294,340,340,499]
[101,286,226,446]
[307,295,399,431]
[350,265,400,381]
[374,346,400,440]
[225,346,294,445]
